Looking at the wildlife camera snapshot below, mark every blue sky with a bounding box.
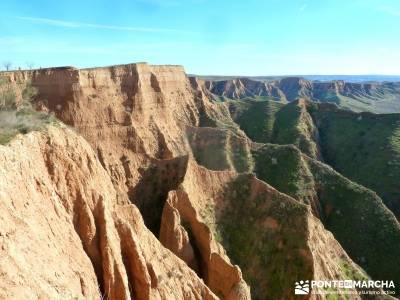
[1,0,400,75]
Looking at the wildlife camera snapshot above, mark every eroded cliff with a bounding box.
[196,76,400,113]
[0,126,217,300]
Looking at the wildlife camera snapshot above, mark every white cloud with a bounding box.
[16,16,195,34]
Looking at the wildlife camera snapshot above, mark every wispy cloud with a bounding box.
[135,0,181,6]
[135,0,205,7]
[358,0,400,17]
[299,4,308,12]
[377,5,400,17]
[17,16,195,34]
[0,36,26,45]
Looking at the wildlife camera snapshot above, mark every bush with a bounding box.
[0,78,17,110]
[0,77,39,110]
[0,77,54,144]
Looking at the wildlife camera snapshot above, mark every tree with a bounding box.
[2,61,12,71]
[26,62,35,70]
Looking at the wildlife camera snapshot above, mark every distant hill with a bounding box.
[192,76,400,113]
[194,75,400,83]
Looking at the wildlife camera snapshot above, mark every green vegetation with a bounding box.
[187,128,253,172]
[189,96,400,293]
[251,143,400,292]
[186,128,232,171]
[311,107,400,217]
[252,144,315,203]
[331,84,400,114]
[307,157,400,291]
[188,105,254,172]
[339,259,368,282]
[271,101,320,158]
[0,77,56,145]
[271,101,303,144]
[228,100,320,158]
[229,97,400,219]
[191,95,400,296]
[216,174,313,300]
[228,99,284,143]
[198,101,245,135]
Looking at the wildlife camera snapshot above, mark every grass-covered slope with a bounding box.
[272,99,320,158]
[321,83,400,114]
[227,99,284,143]
[309,104,400,218]
[187,100,255,173]
[212,173,378,299]
[252,143,400,291]
[251,144,316,205]
[188,98,400,294]
[186,126,253,173]
[216,174,313,300]
[228,99,320,158]
[230,98,400,219]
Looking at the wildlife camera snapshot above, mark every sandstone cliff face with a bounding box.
[158,159,373,299]
[7,64,201,232]
[0,127,100,299]
[4,64,251,299]
[0,126,218,300]
[199,77,286,101]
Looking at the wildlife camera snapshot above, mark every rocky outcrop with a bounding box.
[193,76,313,101]
[0,127,217,300]
[160,188,250,300]
[198,77,286,101]
[160,159,371,299]
[3,64,251,298]
[194,76,400,113]
[159,194,199,273]
[5,64,202,231]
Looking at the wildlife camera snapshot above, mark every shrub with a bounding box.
[0,78,17,110]
[0,77,54,144]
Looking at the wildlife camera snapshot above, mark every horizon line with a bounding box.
[1,62,400,78]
